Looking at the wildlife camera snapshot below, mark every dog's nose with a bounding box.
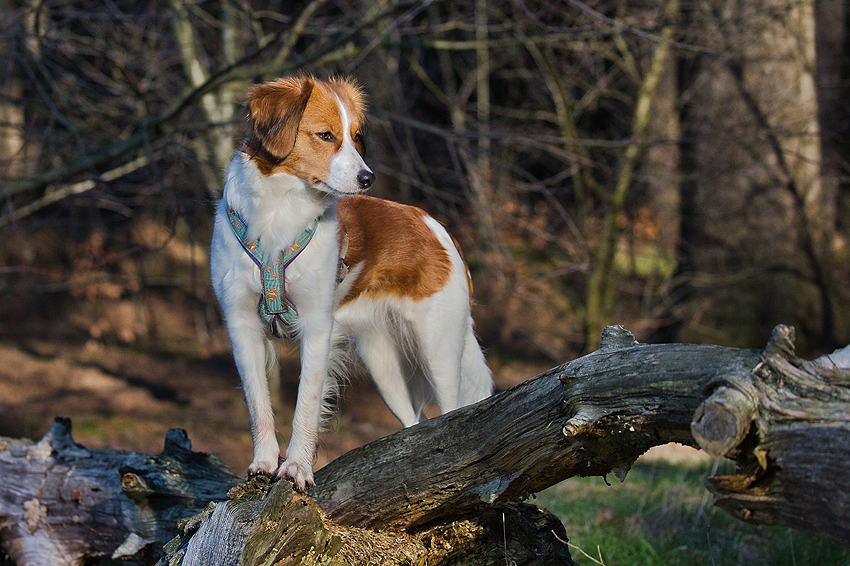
[357,169,375,190]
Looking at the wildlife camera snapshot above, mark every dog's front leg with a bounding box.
[279,311,334,491]
[226,311,281,478]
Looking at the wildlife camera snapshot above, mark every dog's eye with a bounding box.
[353,132,363,145]
[317,131,336,142]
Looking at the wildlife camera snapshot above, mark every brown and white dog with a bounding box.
[210,76,493,490]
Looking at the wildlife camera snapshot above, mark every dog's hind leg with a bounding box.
[356,328,420,427]
[409,301,466,414]
[412,293,492,414]
[418,335,464,414]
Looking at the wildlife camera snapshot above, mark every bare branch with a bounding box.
[1,151,159,227]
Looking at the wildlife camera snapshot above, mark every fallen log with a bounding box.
[0,419,240,566]
[0,423,574,565]
[2,324,848,565]
[309,325,763,530]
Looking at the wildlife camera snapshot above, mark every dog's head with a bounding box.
[244,75,375,196]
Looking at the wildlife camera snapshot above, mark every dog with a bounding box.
[210,75,493,490]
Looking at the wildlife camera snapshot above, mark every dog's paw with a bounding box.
[278,458,315,492]
[247,457,279,479]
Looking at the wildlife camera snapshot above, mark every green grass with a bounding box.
[537,458,850,566]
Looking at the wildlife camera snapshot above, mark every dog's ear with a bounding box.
[247,77,315,160]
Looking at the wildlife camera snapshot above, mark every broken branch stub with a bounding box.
[691,386,756,458]
[694,325,850,548]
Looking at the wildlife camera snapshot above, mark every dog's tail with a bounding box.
[459,323,494,406]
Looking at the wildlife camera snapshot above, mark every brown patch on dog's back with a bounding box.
[337,196,453,305]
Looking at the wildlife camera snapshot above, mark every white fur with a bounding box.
[323,93,367,196]
[211,90,492,491]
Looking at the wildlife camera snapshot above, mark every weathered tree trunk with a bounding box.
[0,422,573,566]
[311,325,750,530]
[2,325,848,565]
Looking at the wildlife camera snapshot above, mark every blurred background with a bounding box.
[0,0,848,476]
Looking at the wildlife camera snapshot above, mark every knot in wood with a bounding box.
[163,428,193,455]
[562,413,596,437]
[765,324,797,359]
[599,325,638,350]
[559,373,579,385]
[121,472,151,495]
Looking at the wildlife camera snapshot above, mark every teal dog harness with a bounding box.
[227,205,319,338]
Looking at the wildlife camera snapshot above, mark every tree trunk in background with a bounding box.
[0,62,25,182]
[644,56,681,261]
[812,0,843,239]
[675,0,832,350]
[584,0,680,350]
[635,53,681,338]
[170,0,242,198]
[814,0,850,336]
[0,0,41,183]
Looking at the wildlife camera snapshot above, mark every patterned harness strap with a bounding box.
[227,206,319,338]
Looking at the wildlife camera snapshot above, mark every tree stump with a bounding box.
[158,477,573,565]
